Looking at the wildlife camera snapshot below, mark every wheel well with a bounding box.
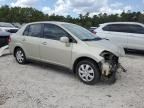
[14,46,21,57]
[73,57,100,73]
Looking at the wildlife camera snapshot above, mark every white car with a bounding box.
[0,22,19,33]
[9,21,125,85]
[95,22,144,51]
[89,27,97,34]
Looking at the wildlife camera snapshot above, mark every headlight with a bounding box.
[100,51,113,58]
[100,51,119,64]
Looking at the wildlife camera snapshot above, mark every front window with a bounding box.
[128,24,144,34]
[43,24,69,40]
[103,24,144,34]
[62,24,101,41]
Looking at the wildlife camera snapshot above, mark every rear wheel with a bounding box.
[76,59,100,85]
[15,48,27,64]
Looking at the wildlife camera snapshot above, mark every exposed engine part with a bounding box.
[100,51,126,83]
[101,62,111,76]
[100,51,120,77]
[99,51,126,84]
[118,63,127,72]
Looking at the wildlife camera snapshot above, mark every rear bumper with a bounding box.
[0,37,9,48]
[0,45,9,56]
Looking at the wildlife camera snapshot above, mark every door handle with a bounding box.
[42,42,47,45]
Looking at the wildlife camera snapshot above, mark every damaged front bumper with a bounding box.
[98,57,126,82]
[100,60,126,76]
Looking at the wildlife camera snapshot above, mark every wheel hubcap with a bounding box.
[16,50,24,63]
[78,64,94,82]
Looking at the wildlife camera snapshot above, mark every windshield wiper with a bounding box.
[82,37,102,41]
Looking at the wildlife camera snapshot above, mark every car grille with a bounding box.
[6,29,18,33]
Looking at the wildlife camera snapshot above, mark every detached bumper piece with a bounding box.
[0,45,9,57]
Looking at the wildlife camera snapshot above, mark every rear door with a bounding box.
[22,23,43,59]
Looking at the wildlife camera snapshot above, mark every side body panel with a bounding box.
[39,38,73,68]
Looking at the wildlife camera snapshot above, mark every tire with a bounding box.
[101,71,116,84]
[107,71,116,84]
[76,59,100,85]
[15,48,27,64]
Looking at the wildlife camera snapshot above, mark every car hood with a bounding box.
[85,39,125,57]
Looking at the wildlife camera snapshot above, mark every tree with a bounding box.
[0,5,143,28]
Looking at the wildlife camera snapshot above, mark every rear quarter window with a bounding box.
[23,24,42,37]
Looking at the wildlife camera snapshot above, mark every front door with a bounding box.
[40,24,73,68]
[126,24,144,50]
[100,24,128,48]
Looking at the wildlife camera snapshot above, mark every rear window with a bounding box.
[23,24,42,37]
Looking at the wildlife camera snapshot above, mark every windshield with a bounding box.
[62,24,101,41]
[0,22,15,27]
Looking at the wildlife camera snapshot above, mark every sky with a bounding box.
[0,0,144,17]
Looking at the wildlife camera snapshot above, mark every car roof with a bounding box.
[27,21,71,25]
[101,22,143,25]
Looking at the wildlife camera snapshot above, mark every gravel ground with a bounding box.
[0,52,144,108]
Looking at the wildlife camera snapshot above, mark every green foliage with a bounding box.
[0,5,144,28]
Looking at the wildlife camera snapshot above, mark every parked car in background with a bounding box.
[0,31,10,56]
[12,23,22,28]
[95,22,144,51]
[21,23,26,27]
[9,21,125,85]
[0,22,19,33]
[0,31,10,48]
[88,27,97,34]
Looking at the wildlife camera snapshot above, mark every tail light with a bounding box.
[92,31,97,34]
[7,36,11,43]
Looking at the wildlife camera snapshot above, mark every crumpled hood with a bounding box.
[85,39,125,57]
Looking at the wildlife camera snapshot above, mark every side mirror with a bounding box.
[60,37,69,43]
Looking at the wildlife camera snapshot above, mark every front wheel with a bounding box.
[15,48,27,64]
[76,59,100,85]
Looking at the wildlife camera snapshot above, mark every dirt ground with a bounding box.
[0,52,144,108]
